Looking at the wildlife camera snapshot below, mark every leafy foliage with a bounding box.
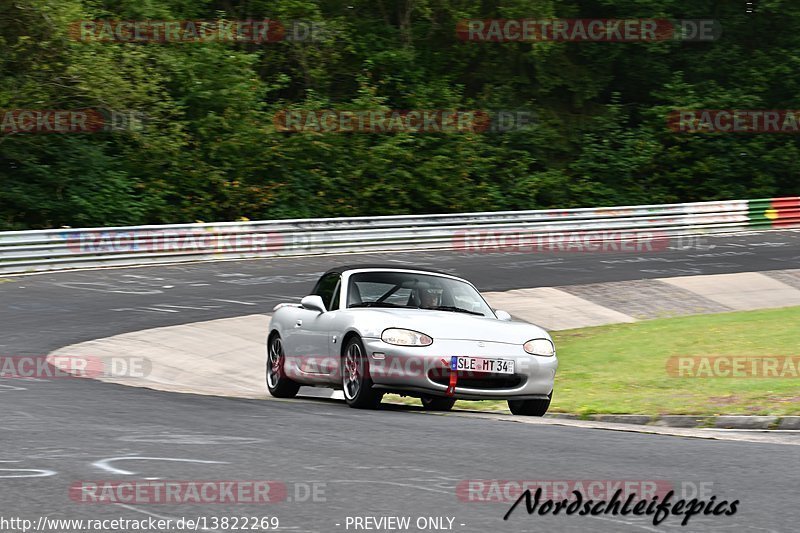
[1,0,798,229]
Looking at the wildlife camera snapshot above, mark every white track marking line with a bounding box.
[92,456,228,475]
[0,460,56,479]
[157,304,222,310]
[0,384,27,392]
[211,298,257,305]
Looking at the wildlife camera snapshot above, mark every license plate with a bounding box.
[451,356,515,374]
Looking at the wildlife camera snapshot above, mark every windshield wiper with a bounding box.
[350,302,419,309]
[426,305,485,316]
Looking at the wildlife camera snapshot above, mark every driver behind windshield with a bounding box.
[419,288,440,308]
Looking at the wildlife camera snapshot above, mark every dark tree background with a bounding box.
[0,0,797,229]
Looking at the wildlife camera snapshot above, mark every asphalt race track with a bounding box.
[1,230,799,532]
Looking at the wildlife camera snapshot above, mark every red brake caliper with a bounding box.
[441,358,457,397]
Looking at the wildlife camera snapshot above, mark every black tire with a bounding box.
[508,392,552,416]
[341,336,383,409]
[266,334,300,398]
[420,395,456,411]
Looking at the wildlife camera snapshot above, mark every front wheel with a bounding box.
[420,395,456,411]
[508,392,551,416]
[342,337,383,409]
[266,335,300,398]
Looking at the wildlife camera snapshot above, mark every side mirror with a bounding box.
[301,295,326,314]
[495,309,512,321]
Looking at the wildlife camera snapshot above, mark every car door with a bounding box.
[285,273,341,383]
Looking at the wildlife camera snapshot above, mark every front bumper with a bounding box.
[362,338,557,400]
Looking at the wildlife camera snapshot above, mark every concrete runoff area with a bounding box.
[659,271,800,311]
[51,314,273,398]
[482,287,636,329]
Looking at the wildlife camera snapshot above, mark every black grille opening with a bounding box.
[428,368,523,389]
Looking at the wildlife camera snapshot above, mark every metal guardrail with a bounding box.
[1,197,798,275]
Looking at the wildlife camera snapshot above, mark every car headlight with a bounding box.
[381,328,433,346]
[524,339,555,357]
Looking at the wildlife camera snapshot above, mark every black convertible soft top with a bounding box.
[323,264,455,277]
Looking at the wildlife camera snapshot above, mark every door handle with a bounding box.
[295,320,303,327]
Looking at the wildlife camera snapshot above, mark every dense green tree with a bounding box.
[1,0,798,229]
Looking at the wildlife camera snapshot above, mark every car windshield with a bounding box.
[347,271,494,317]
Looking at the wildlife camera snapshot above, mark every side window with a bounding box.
[312,273,340,311]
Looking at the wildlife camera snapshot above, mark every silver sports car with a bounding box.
[266,265,557,415]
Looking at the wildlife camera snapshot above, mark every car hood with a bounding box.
[352,308,550,344]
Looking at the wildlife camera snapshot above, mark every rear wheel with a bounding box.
[420,395,456,411]
[508,392,551,416]
[342,337,383,409]
[266,335,300,398]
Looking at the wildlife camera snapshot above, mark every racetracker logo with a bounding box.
[668,110,800,133]
[666,356,800,378]
[285,355,547,381]
[0,109,144,135]
[451,230,712,253]
[457,480,684,502]
[456,19,720,42]
[0,355,151,379]
[273,110,536,133]
[456,479,676,503]
[69,20,326,43]
[63,229,286,255]
[69,481,289,504]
